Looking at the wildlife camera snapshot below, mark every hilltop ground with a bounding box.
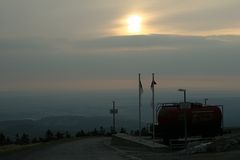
[0,129,240,160]
[111,129,240,160]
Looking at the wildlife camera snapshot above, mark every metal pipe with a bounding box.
[152,73,156,140]
[204,98,208,105]
[138,73,142,138]
[178,88,187,148]
[113,101,116,133]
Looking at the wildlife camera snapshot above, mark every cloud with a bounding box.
[158,3,240,32]
[0,35,240,91]
[0,38,51,50]
[0,0,132,38]
[74,34,240,53]
[151,1,240,35]
[1,0,240,38]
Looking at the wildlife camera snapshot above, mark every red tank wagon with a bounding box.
[155,102,223,143]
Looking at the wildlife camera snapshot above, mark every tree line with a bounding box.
[0,126,150,146]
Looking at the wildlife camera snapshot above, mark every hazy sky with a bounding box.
[0,0,240,92]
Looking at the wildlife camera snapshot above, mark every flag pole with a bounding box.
[152,73,155,141]
[138,73,142,138]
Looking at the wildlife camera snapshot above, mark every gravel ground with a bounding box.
[1,136,240,160]
[0,137,129,160]
[111,132,240,160]
[114,144,240,160]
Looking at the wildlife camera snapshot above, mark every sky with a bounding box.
[0,0,240,93]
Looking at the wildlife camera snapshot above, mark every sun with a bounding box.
[127,15,142,34]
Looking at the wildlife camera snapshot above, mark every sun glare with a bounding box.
[127,15,142,34]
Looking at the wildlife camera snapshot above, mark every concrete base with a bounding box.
[111,133,168,152]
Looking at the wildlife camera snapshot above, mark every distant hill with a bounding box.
[0,115,144,138]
